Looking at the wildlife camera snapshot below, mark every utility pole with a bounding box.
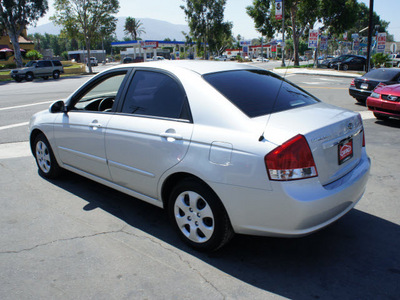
[281,0,285,67]
[366,0,374,72]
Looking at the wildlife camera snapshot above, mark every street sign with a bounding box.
[320,36,328,50]
[239,40,252,46]
[391,43,397,53]
[275,0,282,20]
[308,30,318,48]
[377,32,386,53]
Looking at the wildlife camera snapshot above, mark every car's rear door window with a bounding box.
[121,70,188,120]
[204,70,319,118]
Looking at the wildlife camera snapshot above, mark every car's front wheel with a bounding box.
[342,64,349,71]
[33,133,62,179]
[53,71,60,79]
[168,178,234,251]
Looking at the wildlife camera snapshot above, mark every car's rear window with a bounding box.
[203,70,319,118]
[364,69,400,81]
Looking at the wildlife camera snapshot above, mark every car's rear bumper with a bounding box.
[367,97,400,119]
[349,87,371,100]
[212,151,370,237]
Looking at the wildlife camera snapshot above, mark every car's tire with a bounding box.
[168,178,234,252]
[373,112,389,121]
[53,71,60,79]
[33,133,62,179]
[14,78,23,82]
[327,62,332,68]
[25,72,34,81]
[42,76,49,80]
[342,64,349,71]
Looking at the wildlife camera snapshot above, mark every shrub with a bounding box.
[26,50,43,60]
[372,53,390,68]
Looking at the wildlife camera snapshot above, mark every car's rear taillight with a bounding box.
[265,134,318,181]
[350,79,355,86]
[375,82,386,90]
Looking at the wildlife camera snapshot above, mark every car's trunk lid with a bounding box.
[261,102,364,186]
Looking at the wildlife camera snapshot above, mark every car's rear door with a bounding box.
[105,69,193,199]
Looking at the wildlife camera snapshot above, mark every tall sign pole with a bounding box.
[281,0,285,67]
[366,0,374,72]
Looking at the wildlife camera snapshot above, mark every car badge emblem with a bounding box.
[387,95,398,101]
[347,122,354,130]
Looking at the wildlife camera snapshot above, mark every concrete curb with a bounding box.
[272,68,363,78]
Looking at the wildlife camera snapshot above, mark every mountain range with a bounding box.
[28,17,190,41]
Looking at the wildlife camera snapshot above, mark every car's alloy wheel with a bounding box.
[34,133,62,178]
[25,72,34,81]
[343,64,349,71]
[53,71,60,79]
[168,179,233,251]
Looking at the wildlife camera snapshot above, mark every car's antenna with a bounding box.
[258,56,292,142]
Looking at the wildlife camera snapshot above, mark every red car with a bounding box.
[367,83,400,121]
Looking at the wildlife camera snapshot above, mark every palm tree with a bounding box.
[124,17,146,40]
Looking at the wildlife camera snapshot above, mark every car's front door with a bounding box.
[53,71,129,180]
[105,69,193,199]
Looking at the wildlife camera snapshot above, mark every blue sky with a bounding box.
[37,0,400,42]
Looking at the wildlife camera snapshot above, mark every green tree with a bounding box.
[246,0,274,39]
[26,49,43,60]
[51,0,119,73]
[247,0,359,66]
[181,0,232,59]
[0,0,48,68]
[124,17,145,40]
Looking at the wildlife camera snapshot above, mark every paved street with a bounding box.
[0,65,399,299]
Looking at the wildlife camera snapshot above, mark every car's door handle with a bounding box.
[89,121,102,128]
[160,132,183,140]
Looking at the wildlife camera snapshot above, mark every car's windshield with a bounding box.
[25,61,37,67]
[203,70,319,118]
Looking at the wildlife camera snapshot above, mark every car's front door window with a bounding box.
[73,72,127,112]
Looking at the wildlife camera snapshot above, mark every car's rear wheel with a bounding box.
[168,178,234,252]
[25,72,34,81]
[53,71,60,79]
[342,64,349,71]
[373,112,389,121]
[33,133,62,179]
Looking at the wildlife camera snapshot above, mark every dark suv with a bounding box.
[10,60,64,82]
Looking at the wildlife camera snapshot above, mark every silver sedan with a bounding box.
[29,61,371,251]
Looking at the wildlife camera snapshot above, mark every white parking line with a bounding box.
[0,141,31,159]
[0,122,29,131]
[0,100,53,111]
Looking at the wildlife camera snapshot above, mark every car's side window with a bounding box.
[72,72,127,112]
[121,70,186,119]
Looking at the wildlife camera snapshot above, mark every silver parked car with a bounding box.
[29,61,370,251]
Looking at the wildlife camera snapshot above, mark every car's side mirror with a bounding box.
[50,100,67,113]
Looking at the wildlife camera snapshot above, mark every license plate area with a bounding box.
[360,83,368,89]
[338,139,353,165]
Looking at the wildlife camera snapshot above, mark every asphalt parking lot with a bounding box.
[0,65,399,299]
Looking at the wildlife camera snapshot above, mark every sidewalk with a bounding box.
[272,67,363,78]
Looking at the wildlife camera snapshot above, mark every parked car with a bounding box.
[122,57,134,64]
[349,68,400,103]
[86,57,98,66]
[367,83,400,121]
[388,53,400,67]
[330,56,366,71]
[29,61,370,251]
[324,55,363,69]
[254,56,269,62]
[10,60,64,82]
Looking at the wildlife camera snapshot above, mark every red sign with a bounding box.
[141,41,159,49]
[271,45,277,52]
[339,140,353,164]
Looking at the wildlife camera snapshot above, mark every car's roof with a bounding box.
[113,60,260,75]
